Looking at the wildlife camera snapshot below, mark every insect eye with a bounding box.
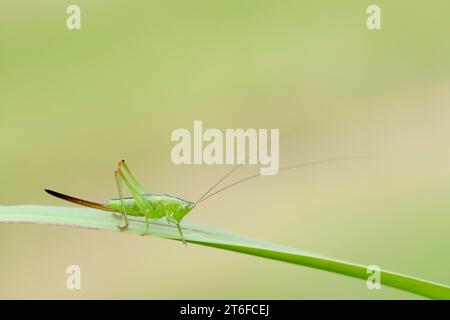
[182,203,188,209]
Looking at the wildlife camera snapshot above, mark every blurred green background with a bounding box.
[1,0,449,299]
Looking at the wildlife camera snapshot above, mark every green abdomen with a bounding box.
[108,194,165,218]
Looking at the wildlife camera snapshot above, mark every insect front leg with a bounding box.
[144,216,150,235]
[161,203,186,246]
[176,223,187,246]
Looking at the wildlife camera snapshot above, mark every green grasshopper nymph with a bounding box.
[45,157,356,245]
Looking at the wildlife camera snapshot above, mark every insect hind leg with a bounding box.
[116,166,155,235]
[114,169,129,231]
[118,160,145,194]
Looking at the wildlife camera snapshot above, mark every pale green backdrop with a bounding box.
[0,0,449,299]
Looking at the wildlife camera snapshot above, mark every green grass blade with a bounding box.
[0,205,449,299]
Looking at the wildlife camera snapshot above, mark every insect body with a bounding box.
[108,193,196,242]
[46,160,195,244]
[108,194,194,222]
[46,157,358,245]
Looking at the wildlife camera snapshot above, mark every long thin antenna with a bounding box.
[196,163,244,203]
[196,132,297,203]
[196,156,367,204]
